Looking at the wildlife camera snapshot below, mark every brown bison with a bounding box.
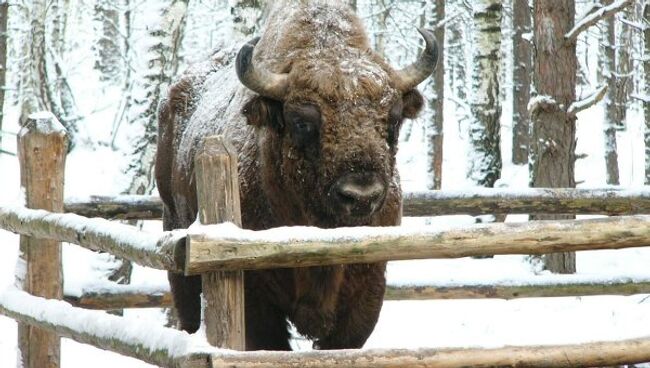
[155,0,437,350]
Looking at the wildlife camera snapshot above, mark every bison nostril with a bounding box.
[332,174,386,216]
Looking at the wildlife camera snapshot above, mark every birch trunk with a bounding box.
[512,0,531,165]
[643,2,650,185]
[94,0,122,82]
[468,1,502,187]
[230,0,266,39]
[424,0,444,190]
[530,0,577,274]
[0,1,7,149]
[601,0,620,185]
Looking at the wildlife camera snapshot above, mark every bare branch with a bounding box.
[565,0,633,43]
[568,84,608,116]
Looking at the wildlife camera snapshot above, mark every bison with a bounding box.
[155,0,437,351]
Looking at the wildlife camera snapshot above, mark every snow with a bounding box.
[1,1,650,367]
[0,287,216,358]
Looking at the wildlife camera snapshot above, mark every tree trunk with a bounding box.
[530,0,577,274]
[94,0,122,82]
[512,0,531,165]
[0,1,7,149]
[448,10,468,106]
[468,1,502,187]
[614,6,632,129]
[643,2,650,185]
[424,0,444,190]
[601,0,620,185]
[230,0,265,38]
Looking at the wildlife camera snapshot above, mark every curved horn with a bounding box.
[394,28,439,91]
[236,37,289,100]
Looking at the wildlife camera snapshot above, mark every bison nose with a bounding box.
[331,173,386,217]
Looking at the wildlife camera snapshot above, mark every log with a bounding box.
[64,283,173,309]
[209,337,650,367]
[17,112,67,368]
[194,136,245,349]
[64,195,163,220]
[5,287,650,368]
[0,287,213,368]
[0,206,185,272]
[62,187,650,220]
[402,187,650,216]
[62,278,650,310]
[383,280,650,300]
[185,215,650,273]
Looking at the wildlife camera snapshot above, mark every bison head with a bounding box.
[237,29,437,227]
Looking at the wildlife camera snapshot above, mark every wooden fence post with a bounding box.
[194,135,245,349]
[16,112,67,368]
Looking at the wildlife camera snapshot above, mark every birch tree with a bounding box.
[423,0,444,190]
[231,0,266,38]
[0,0,8,148]
[642,1,650,185]
[512,0,531,165]
[468,1,502,187]
[94,0,122,82]
[601,0,620,185]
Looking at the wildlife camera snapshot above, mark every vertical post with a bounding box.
[194,135,245,349]
[16,112,67,368]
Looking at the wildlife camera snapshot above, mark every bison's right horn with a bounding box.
[394,28,439,92]
[236,37,289,100]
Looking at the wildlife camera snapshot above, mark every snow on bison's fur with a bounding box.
[155,0,437,351]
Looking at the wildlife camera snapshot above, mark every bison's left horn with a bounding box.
[236,37,289,100]
[394,28,438,91]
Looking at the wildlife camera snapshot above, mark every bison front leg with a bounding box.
[314,263,387,350]
[168,272,202,333]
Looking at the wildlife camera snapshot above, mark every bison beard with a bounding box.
[156,0,436,350]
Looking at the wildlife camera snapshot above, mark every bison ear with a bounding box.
[402,89,424,119]
[241,96,284,130]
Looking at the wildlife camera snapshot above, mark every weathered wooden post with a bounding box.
[194,135,245,349]
[16,112,67,368]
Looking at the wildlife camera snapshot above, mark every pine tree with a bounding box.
[467,1,503,187]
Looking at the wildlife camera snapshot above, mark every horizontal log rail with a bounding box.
[63,187,650,219]
[185,215,650,273]
[0,287,213,368]
[62,278,650,309]
[0,206,185,272]
[5,286,650,368]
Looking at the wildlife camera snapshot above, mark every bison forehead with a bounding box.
[289,56,397,107]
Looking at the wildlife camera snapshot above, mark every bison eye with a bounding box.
[291,120,319,149]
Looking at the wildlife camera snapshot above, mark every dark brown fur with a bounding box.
[155,1,424,350]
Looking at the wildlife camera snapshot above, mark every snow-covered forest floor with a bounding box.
[1,0,650,366]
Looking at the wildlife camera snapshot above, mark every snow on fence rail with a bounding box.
[5,286,650,368]
[4,205,650,275]
[5,117,650,368]
[63,186,650,219]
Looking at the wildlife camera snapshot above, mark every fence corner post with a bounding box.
[16,112,67,368]
[194,135,245,350]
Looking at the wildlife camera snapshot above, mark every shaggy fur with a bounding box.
[155,0,425,350]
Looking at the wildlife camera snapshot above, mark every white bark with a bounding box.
[467,0,502,187]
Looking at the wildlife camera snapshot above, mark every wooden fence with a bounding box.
[2,114,650,367]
